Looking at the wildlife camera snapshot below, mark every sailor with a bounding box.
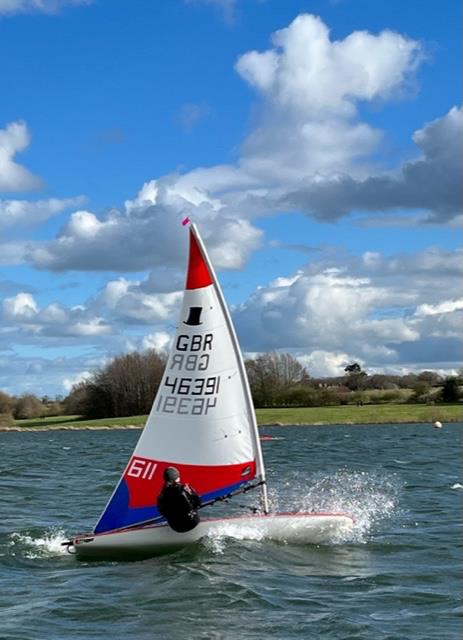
[157,466,201,533]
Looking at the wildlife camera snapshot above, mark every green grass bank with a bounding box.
[255,404,463,426]
[2,403,462,431]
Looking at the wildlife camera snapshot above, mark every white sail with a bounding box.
[95,223,267,533]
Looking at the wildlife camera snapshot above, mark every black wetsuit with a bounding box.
[157,483,201,533]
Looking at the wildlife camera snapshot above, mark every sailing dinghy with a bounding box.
[66,224,353,557]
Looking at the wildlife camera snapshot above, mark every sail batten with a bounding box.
[94,224,267,535]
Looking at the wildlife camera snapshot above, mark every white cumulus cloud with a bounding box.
[62,370,92,393]
[142,331,172,352]
[281,106,463,222]
[0,121,42,192]
[298,350,354,378]
[236,14,421,118]
[235,14,421,184]
[28,177,262,273]
[233,247,463,373]
[0,195,86,229]
[415,299,463,317]
[3,292,38,320]
[1,291,113,337]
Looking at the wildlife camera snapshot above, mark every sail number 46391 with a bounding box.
[164,376,220,395]
[155,375,220,415]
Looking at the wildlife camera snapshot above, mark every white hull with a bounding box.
[71,512,354,558]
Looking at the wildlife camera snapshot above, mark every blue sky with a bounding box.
[0,0,461,397]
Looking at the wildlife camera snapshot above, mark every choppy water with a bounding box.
[1,423,462,640]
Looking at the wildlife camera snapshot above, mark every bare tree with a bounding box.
[418,371,442,386]
[63,382,91,416]
[0,391,14,415]
[65,349,167,418]
[14,394,44,420]
[245,352,306,407]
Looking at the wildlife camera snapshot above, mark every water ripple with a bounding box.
[0,423,462,640]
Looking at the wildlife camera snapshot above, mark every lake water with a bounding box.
[1,423,462,640]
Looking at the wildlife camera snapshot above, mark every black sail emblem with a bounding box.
[184,306,203,326]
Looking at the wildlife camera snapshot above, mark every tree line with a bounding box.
[0,392,65,426]
[0,349,461,424]
[245,353,461,407]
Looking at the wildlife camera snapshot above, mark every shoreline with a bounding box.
[1,419,461,432]
[0,424,144,432]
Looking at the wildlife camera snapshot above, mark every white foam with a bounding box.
[203,523,265,554]
[268,470,401,544]
[451,483,463,490]
[8,529,68,558]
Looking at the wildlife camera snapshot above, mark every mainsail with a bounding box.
[95,224,268,534]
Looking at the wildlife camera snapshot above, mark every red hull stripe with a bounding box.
[186,229,213,290]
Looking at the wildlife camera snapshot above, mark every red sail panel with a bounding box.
[124,456,256,509]
[186,229,213,290]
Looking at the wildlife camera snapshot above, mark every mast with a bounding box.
[190,223,269,513]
